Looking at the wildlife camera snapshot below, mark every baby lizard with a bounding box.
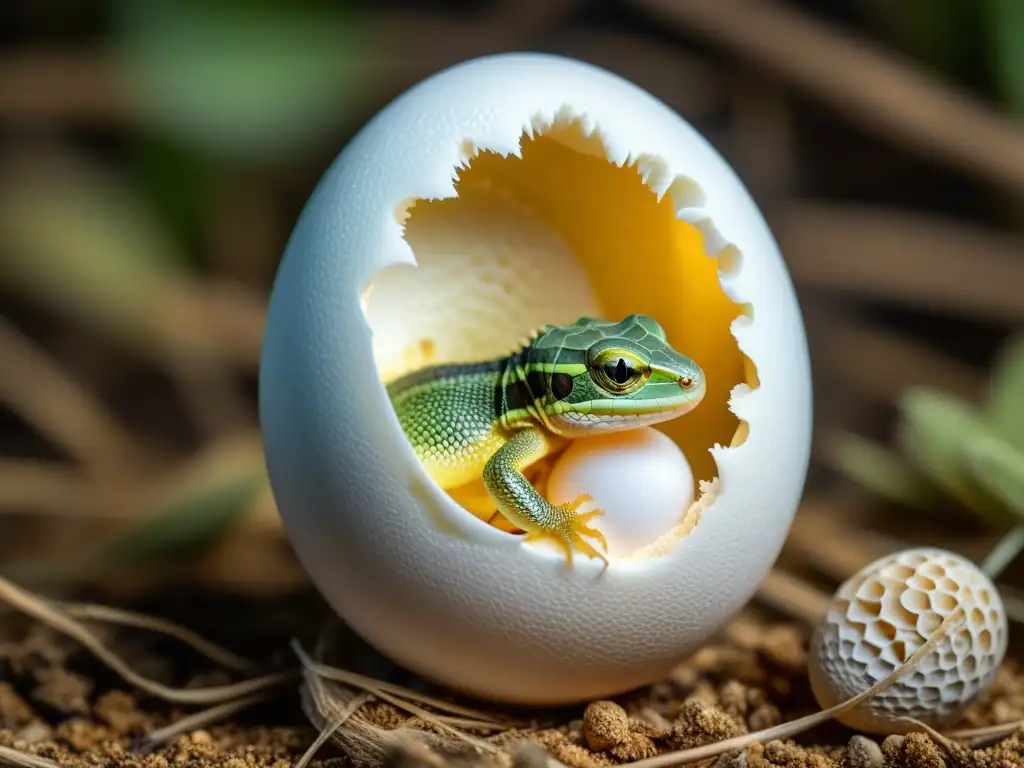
[387,314,706,565]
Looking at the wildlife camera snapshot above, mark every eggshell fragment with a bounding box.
[259,52,813,704]
[808,548,1008,734]
[546,428,695,559]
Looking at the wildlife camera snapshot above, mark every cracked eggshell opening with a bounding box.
[259,52,812,704]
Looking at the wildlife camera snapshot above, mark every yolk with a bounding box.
[433,121,753,484]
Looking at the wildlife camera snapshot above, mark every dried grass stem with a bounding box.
[0,575,294,705]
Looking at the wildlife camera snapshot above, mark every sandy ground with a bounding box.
[1,587,1023,768]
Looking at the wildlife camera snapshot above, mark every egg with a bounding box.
[808,548,1008,734]
[544,428,696,560]
[259,52,812,704]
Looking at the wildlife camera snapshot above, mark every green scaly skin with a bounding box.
[387,314,707,565]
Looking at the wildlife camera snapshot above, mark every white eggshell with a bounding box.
[259,52,812,704]
[809,548,1008,734]
[545,428,694,559]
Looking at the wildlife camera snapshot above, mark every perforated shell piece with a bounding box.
[808,548,1007,734]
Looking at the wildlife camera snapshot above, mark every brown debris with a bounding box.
[383,736,451,768]
[531,729,607,768]
[967,733,1024,768]
[94,690,155,736]
[0,625,76,675]
[582,701,629,752]
[668,700,747,751]
[512,740,558,768]
[628,712,671,741]
[762,739,839,768]
[718,680,751,721]
[0,682,35,728]
[758,625,808,673]
[30,667,91,715]
[15,720,53,745]
[608,732,658,762]
[843,735,882,768]
[54,716,117,752]
[884,732,946,768]
[362,701,413,730]
[748,703,782,732]
[961,661,1024,728]
[715,748,750,768]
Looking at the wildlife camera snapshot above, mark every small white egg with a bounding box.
[260,52,813,704]
[808,548,1008,734]
[545,428,695,560]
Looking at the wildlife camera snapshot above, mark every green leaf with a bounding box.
[115,0,369,163]
[979,524,1024,580]
[831,432,946,511]
[0,150,193,355]
[897,387,1011,524]
[92,467,268,568]
[983,0,1024,115]
[1,441,269,588]
[864,0,982,86]
[988,333,1024,450]
[964,434,1024,518]
[129,135,211,259]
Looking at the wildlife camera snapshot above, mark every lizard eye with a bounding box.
[606,357,633,385]
[590,349,648,394]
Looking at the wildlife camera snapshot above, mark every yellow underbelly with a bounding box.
[421,425,509,490]
[425,425,556,530]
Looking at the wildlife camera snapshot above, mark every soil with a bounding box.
[1,587,1023,768]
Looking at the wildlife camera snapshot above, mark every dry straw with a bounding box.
[293,621,533,767]
[290,606,968,767]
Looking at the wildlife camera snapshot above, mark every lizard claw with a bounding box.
[522,493,609,567]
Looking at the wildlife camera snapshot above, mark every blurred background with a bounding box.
[2,0,1024,649]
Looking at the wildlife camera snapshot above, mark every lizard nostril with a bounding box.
[679,376,693,389]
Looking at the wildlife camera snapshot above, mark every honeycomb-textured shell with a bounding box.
[808,548,1007,734]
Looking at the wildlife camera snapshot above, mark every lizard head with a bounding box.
[524,314,706,438]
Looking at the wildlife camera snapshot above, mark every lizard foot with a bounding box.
[522,494,609,567]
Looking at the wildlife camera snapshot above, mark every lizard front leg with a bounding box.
[483,428,608,566]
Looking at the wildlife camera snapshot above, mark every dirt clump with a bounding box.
[881,733,945,768]
[0,682,34,729]
[844,734,883,768]
[668,699,747,750]
[31,667,93,715]
[582,701,629,752]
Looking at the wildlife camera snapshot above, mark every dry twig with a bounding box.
[0,745,63,768]
[294,692,372,768]
[785,502,901,581]
[755,568,831,623]
[546,29,726,119]
[0,575,295,705]
[778,201,1024,323]
[808,316,987,405]
[56,601,256,672]
[0,461,117,518]
[0,318,142,479]
[636,0,1024,197]
[133,692,275,753]
[292,640,521,732]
